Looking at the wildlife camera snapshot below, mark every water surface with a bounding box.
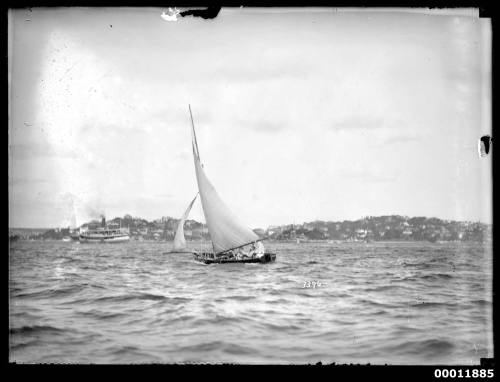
[9,240,493,364]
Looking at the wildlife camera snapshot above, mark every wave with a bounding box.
[92,293,191,304]
[402,262,432,270]
[223,343,258,355]
[372,309,389,316]
[357,299,400,309]
[384,339,455,358]
[363,285,397,292]
[176,340,226,353]
[14,285,86,299]
[77,309,127,320]
[10,325,65,335]
[59,256,83,264]
[261,322,302,333]
[109,345,141,355]
[9,311,41,321]
[409,301,458,309]
[225,295,255,302]
[10,339,40,350]
[391,325,422,333]
[470,299,492,306]
[173,340,258,357]
[107,344,164,361]
[265,298,290,304]
[420,273,454,281]
[162,314,196,325]
[391,276,418,282]
[192,314,248,326]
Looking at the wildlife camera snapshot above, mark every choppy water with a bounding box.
[9,240,493,364]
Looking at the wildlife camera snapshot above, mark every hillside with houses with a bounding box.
[264,215,491,243]
[10,214,491,243]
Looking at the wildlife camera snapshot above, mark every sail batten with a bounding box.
[190,106,259,254]
[172,194,198,252]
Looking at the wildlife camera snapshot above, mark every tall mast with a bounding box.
[189,104,201,161]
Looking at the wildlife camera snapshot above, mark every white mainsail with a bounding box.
[172,194,198,252]
[189,105,260,254]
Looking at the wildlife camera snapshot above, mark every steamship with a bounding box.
[79,216,130,243]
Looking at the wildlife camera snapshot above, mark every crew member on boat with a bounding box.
[231,241,265,259]
[234,247,249,260]
[252,241,265,258]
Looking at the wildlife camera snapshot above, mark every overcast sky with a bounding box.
[8,7,492,228]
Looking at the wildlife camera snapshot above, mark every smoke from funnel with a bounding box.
[84,204,106,221]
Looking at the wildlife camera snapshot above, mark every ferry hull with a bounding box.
[193,252,276,264]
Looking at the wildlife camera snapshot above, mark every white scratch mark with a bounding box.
[161,8,180,22]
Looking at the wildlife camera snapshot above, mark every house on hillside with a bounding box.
[303,223,314,231]
[402,229,413,237]
[355,229,367,239]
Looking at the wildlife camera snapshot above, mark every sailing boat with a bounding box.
[168,193,198,253]
[188,105,276,264]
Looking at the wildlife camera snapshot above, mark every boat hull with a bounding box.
[79,235,130,243]
[193,252,276,264]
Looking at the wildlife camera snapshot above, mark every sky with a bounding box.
[8,7,492,229]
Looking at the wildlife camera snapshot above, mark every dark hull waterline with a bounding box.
[193,252,276,264]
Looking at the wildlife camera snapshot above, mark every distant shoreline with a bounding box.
[10,214,492,244]
[9,238,490,245]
